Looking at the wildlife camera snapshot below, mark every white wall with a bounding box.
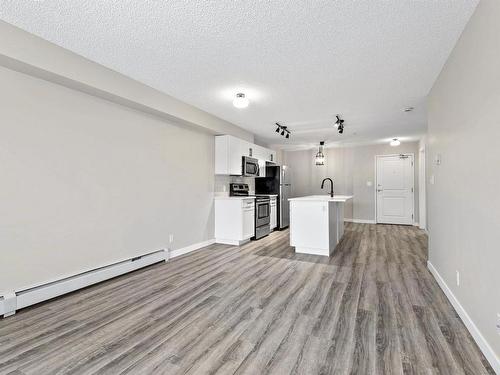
[283,141,420,223]
[427,0,500,365]
[0,65,218,292]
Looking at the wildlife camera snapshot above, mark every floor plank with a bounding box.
[0,223,494,375]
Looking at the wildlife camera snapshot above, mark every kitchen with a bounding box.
[214,134,352,257]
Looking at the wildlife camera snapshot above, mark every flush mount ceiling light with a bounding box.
[275,123,291,139]
[232,93,249,109]
[315,141,325,166]
[404,107,414,112]
[334,115,345,134]
[390,138,401,147]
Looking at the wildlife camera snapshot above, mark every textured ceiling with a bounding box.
[0,0,478,149]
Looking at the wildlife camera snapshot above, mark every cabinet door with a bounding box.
[270,199,277,229]
[242,141,254,158]
[228,137,250,175]
[257,159,266,178]
[242,206,255,239]
[270,151,277,163]
[253,145,264,160]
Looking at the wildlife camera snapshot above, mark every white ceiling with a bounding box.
[0,1,478,149]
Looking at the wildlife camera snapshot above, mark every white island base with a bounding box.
[289,195,353,256]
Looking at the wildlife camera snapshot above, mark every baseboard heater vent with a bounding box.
[0,249,168,318]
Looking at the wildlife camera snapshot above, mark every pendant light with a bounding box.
[315,141,325,166]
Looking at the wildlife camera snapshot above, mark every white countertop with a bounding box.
[215,196,256,200]
[288,195,353,202]
[257,194,278,197]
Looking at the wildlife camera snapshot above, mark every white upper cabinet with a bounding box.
[253,144,276,163]
[215,135,277,175]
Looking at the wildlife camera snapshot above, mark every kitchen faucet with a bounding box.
[321,178,334,197]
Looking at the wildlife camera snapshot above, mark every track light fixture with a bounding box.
[275,122,291,139]
[334,115,345,134]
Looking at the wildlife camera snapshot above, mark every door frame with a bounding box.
[418,146,426,230]
[374,153,415,225]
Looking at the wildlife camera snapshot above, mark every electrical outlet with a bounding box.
[456,270,460,286]
[169,234,174,244]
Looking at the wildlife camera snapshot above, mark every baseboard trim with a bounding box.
[427,261,500,374]
[215,238,250,246]
[169,239,216,258]
[1,250,168,318]
[344,218,377,224]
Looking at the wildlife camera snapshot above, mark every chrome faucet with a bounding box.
[321,178,334,197]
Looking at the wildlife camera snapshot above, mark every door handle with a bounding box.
[377,189,383,192]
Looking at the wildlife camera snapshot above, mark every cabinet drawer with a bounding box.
[242,200,255,209]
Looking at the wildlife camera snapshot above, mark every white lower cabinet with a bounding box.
[270,197,277,230]
[242,206,255,239]
[215,197,255,245]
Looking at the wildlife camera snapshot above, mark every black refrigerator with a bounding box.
[255,165,291,229]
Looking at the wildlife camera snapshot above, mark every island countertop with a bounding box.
[288,195,353,202]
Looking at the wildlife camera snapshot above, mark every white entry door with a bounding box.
[376,154,414,225]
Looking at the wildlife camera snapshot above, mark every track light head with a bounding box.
[285,132,290,139]
[334,115,345,134]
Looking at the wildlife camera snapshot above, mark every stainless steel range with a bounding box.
[229,183,271,240]
[254,195,270,239]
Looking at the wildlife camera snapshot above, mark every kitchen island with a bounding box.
[289,195,353,256]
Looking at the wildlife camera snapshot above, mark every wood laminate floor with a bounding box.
[0,223,494,375]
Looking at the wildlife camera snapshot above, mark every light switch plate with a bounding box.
[434,153,442,165]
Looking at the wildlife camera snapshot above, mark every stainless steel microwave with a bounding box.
[242,156,259,177]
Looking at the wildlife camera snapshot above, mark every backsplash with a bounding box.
[214,175,256,196]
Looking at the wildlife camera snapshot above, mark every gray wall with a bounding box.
[427,0,500,361]
[284,141,420,222]
[0,21,255,143]
[0,21,256,294]
[0,64,215,292]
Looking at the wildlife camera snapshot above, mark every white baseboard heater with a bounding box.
[0,249,168,318]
